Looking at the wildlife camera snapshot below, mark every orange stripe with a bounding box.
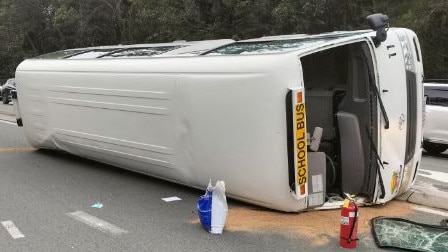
[300,184,306,195]
[297,92,303,103]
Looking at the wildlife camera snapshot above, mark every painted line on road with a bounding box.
[1,221,25,239]
[67,211,129,236]
[0,147,36,153]
[0,119,16,126]
[412,206,448,218]
[418,169,448,183]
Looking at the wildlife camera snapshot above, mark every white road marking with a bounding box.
[0,119,16,126]
[67,211,129,236]
[1,221,25,239]
[418,169,448,183]
[412,206,448,218]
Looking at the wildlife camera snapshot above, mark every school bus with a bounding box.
[13,14,424,211]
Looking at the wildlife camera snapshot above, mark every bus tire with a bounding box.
[2,91,9,104]
[423,141,448,155]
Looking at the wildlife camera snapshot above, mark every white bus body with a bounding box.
[14,28,423,212]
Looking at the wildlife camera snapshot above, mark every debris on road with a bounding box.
[161,196,182,202]
[91,202,103,209]
[198,180,228,234]
[192,201,414,246]
[371,217,448,251]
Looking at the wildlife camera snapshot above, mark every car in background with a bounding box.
[2,78,16,104]
[423,80,448,154]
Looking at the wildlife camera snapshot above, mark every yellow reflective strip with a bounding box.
[295,103,308,187]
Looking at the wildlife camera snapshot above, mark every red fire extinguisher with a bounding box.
[340,198,358,249]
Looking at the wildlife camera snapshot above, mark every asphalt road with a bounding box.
[420,151,448,185]
[0,103,447,252]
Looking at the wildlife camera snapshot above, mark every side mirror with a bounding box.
[367,13,389,46]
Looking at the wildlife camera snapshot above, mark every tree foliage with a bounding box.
[0,0,447,81]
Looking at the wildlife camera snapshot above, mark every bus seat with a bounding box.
[305,89,334,141]
[337,111,365,194]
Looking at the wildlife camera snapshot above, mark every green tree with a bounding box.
[412,0,448,79]
[0,0,29,80]
[0,0,447,81]
[52,0,129,48]
[371,0,448,78]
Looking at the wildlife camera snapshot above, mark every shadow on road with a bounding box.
[33,148,209,196]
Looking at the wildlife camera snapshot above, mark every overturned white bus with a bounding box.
[13,14,423,212]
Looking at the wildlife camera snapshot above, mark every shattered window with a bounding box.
[100,46,184,58]
[34,49,90,59]
[204,38,332,55]
[66,49,123,59]
[371,217,448,252]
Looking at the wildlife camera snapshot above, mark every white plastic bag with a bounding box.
[197,180,228,234]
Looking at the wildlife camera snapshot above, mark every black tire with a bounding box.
[2,91,9,104]
[423,141,448,155]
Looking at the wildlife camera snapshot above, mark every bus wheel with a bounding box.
[423,141,448,155]
[2,91,9,104]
